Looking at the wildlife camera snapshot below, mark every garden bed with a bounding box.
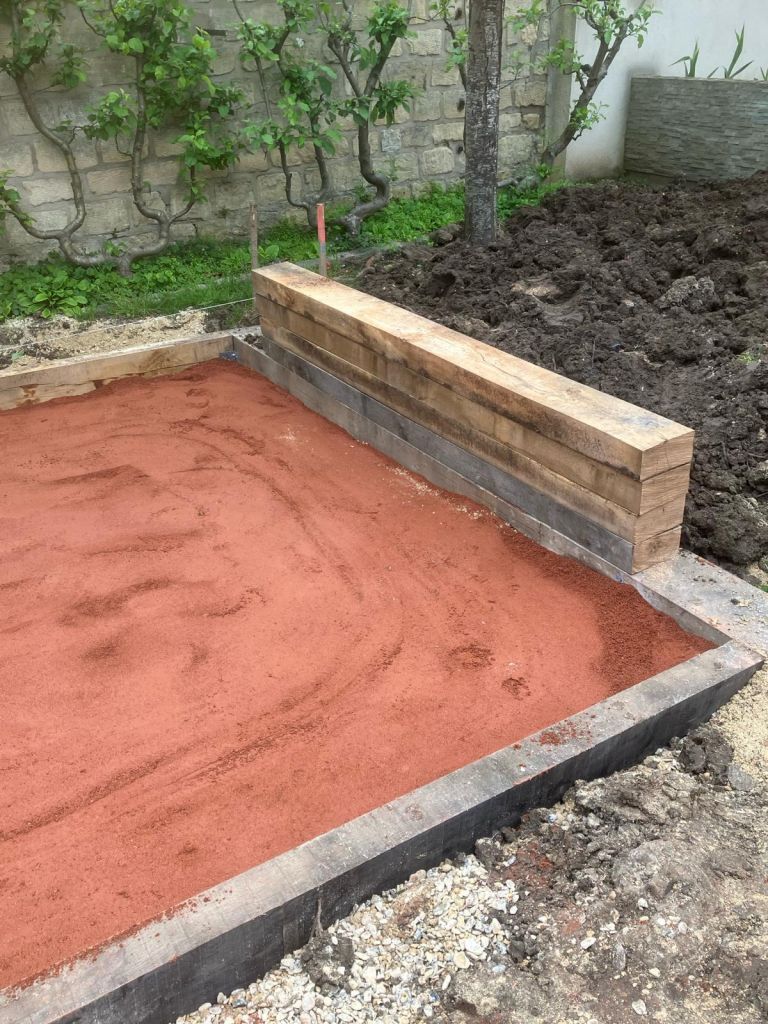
[2,325,764,1024]
[361,174,768,572]
[0,357,713,995]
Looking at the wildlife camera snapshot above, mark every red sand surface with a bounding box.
[0,359,711,989]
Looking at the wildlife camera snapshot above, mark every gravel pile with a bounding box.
[175,669,768,1024]
[717,664,768,789]
[176,852,520,1024]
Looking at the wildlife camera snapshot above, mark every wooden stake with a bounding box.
[317,203,328,278]
[250,204,259,311]
[250,203,259,269]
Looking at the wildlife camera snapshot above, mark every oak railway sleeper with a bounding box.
[0,333,234,411]
[253,264,693,572]
[257,303,691,517]
[252,264,694,480]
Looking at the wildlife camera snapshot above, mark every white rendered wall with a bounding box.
[563,0,768,179]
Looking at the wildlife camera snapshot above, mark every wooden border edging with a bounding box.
[253,263,694,572]
[0,333,234,411]
[1,642,760,1024]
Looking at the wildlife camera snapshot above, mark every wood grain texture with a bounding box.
[253,265,694,568]
[260,299,691,517]
[262,317,650,542]
[253,264,694,479]
[258,319,686,548]
[0,334,234,410]
[632,526,684,573]
[251,337,636,570]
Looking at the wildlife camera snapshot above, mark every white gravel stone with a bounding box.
[173,854,516,1024]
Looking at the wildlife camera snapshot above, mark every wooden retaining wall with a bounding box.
[253,264,694,573]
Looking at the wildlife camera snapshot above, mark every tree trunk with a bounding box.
[464,0,504,246]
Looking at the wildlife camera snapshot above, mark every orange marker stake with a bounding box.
[317,203,328,277]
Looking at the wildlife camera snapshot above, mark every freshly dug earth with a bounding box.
[361,175,768,570]
[0,359,709,990]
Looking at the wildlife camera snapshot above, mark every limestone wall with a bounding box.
[0,1,548,266]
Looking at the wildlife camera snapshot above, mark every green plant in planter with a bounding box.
[0,0,243,273]
[718,25,752,79]
[675,26,757,80]
[672,40,701,78]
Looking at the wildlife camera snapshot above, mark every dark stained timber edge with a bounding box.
[252,336,636,573]
[1,643,760,1024]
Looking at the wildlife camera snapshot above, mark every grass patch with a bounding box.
[737,347,764,365]
[109,273,254,321]
[358,182,466,244]
[0,236,254,324]
[0,179,568,325]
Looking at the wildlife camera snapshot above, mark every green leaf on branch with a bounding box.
[367,1,412,51]
[371,79,415,125]
[51,44,87,87]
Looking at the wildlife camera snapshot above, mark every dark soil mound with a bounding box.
[361,175,768,569]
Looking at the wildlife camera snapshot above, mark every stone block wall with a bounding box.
[624,76,768,181]
[0,1,549,266]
